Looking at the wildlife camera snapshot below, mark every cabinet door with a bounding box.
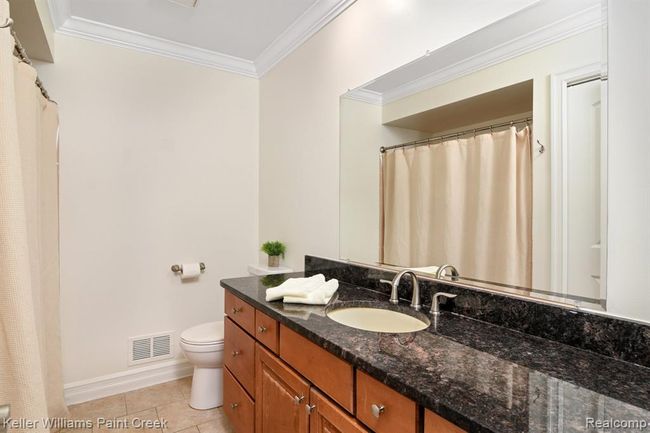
[309,388,369,433]
[256,343,310,433]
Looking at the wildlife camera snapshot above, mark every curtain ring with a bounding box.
[0,17,14,29]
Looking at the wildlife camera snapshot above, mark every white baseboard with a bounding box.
[64,359,193,405]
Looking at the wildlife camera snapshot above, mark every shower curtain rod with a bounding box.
[379,116,532,153]
[0,17,54,102]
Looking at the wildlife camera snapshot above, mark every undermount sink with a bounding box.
[327,306,430,333]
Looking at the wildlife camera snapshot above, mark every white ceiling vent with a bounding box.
[129,332,174,366]
[166,0,199,8]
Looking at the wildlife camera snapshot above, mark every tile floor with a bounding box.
[64,377,233,433]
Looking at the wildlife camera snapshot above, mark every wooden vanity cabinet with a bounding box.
[223,289,467,433]
[256,344,310,433]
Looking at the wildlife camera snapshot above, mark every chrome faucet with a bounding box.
[380,270,421,310]
[435,264,459,280]
[431,292,457,315]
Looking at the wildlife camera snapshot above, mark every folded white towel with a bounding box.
[283,279,338,305]
[265,274,325,301]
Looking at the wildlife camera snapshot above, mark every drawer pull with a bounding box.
[293,395,305,405]
[371,404,385,418]
[230,403,239,409]
[258,325,268,333]
[231,350,241,357]
[305,404,316,414]
[231,307,243,314]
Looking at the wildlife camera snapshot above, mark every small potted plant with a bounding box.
[261,241,286,267]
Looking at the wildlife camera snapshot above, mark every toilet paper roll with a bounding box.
[181,263,201,280]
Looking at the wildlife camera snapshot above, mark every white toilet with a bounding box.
[179,321,225,409]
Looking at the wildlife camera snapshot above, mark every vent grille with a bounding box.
[132,338,152,362]
[129,332,174,365]
[153,335,171,357]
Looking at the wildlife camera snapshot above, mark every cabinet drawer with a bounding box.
[224,367,254,433]
[310,388,369,433]
[224,318,255,397]
[424,409,467,433]
[225,290,255,335]
[356,370,417,433]
[279,325,354,413]
[255,309,279,353]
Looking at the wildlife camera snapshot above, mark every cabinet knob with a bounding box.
[258,325,268,333]
[231,350,241,357]
[231,307,242,314]
[293,395,305,405]
[230,403,239,409]
[305,404,316,414]
[371,404,385,418]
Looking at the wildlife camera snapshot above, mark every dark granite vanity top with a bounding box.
[221,273,650,433]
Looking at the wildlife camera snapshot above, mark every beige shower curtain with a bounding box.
[0,1,67,431]
[383,126,532,288]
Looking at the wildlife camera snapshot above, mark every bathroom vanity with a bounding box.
[222,281,460,433]
[221,257,650,433]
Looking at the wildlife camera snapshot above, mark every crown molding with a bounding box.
[46,0,356,78]
[56,15,258,77]
[341,88,383,105]
[254,0,357,77]
[382,4,603,104]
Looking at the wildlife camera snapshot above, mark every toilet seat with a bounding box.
[180,321,224,345]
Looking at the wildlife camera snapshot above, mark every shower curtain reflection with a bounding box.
[382,126,532,288]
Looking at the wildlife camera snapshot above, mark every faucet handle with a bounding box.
[431,292,457,315]
[379,279,393,286]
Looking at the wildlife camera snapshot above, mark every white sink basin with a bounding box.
[327,307,429,333]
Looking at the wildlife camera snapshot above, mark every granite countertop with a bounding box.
[221,274,650,433]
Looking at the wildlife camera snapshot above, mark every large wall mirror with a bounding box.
[339,0,611,311]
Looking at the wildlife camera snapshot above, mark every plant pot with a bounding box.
[267,255,280,267]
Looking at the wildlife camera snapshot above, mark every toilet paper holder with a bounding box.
[171,263,206,273]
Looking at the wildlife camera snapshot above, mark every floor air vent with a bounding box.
[129,332,174,365]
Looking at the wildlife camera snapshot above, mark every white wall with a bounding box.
[258,0,539,270]
[339,98,382,264]
[339,97,428,264]
[35,34,259,384]
[606,0,650,323]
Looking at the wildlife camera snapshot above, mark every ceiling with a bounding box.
[47,0,357,77]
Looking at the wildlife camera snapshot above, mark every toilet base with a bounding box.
[189,366,223,410]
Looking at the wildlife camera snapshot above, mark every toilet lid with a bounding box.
[180,321,224,345]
